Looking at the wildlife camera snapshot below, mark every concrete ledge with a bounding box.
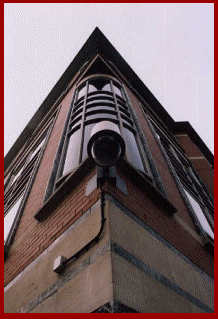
[111,242,213,313]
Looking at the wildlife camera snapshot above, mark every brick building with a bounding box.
[4,28,214,313]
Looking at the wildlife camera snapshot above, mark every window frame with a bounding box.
[183,188,214,241]
[147,116,214,244]
[4,112,57,257]
[54,75,153,189]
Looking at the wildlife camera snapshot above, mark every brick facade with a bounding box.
[4,168,99,286]
[4,28,213,313]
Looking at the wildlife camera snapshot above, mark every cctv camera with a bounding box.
[87,121,125,167]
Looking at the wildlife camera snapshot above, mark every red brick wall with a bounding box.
[5,80,213,288]
[124,86,199,231]
[123,86,213,277]
[4,85,100,286]
[13,86,77,241]
[4,168,99,286]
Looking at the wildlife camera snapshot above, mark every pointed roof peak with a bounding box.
[4,27,213,168]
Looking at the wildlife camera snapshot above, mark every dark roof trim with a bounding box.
[173,121,214,167]
[4,27,213,170]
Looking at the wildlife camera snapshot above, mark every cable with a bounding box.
[62,183,106,270]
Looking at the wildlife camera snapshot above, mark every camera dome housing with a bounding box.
[87,121,125,167]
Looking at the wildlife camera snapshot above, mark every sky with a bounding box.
[4,3,214,157]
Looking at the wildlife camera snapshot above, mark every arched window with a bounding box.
[56,76,151,185]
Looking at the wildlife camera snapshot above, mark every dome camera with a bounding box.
[87,121,125,167]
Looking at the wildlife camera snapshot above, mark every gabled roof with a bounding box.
[4,27,213,170]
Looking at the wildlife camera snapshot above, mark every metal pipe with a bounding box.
[62,183,106,270]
